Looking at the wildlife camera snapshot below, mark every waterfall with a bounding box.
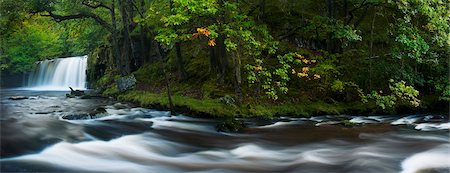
[27,56,88,90]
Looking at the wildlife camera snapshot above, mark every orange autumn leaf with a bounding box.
[208,39,216,46]
[196,27,210,37]
[204,30,211,37]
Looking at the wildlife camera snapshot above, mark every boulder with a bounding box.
[218,95,236,106]
[116,75,136,92]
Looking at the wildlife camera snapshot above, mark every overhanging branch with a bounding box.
[82,0,113,11]
[42,11,115,32]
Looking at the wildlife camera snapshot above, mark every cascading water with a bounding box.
[27,56,88,90]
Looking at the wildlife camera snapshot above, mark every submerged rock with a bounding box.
[8,96,28,100]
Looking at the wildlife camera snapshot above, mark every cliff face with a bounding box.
[1,72,27,88]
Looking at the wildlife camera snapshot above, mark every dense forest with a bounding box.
[1,0,449,117]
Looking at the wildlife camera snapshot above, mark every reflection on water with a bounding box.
[1,90,449,173]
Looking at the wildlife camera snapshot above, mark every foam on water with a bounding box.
[415,122,450,131]
[400,144,450,173]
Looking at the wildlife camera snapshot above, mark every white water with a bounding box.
[26,56,88,90]
[1,90,449,172]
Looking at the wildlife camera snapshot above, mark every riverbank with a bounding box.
[114,90,376,118]
[98,86,447,119]
[95,81,449,118]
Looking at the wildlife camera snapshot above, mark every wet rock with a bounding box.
[116,75,136,92]
[62,107,109,120]
[9,96,28,100]
[62,113,91,120]
[35,111,55,114]
[423,115,446,123]
[113,103,130,109]
[66,94,76,98]
[216,118,246,133]
[92,107,107,114]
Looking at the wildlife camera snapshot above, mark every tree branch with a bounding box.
[345,0,369,25]
[82,0,112,11]
[42,11,114,32]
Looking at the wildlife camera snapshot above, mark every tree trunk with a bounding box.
[232,52,243,105]
[175,42,187,80]
[111,0,121,73]
[369,6,376,90]
[139,0,147,65]
[326,0,335,53]
[216,35,227,84]
[209,46,217,74]
[119,0,132,75]
[156,44,175,115]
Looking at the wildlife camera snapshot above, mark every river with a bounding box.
[1,89,449,173]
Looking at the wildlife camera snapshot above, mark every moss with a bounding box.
[117,90,241,118]
[216,118,245,132]
[103,84,120,97]
[115,89,371,118]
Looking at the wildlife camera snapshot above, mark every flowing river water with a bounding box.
[1,89,449,173]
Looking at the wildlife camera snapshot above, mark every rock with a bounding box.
[62,113,91,120]
[91,107,107,114]
[218,95,235,106]
[116,75,136,92]
[216,118,246,133]
[113,103,130,109]
[66,94,76,98]
[9,96,28,100]
[62,107,109,120]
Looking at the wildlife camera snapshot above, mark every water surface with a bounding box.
[1,90,449,173]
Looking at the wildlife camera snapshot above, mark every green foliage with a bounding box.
[389,79,420,107]
[1,13,106,73]
[2,16,62,73]
[366,91,397,110]
[392,24,430,61]
[304,16,362,47]
[389,0,450,47]
[366,80,420,109]
[331,80,345,93]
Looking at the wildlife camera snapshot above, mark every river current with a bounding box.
[1,90,449,173]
